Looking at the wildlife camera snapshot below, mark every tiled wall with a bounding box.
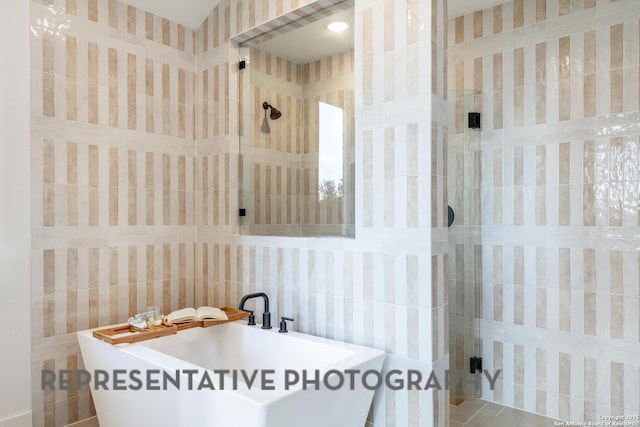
[30,0,449,425]
[195,0,449,425]
[240,48,304,233]
[448,0,640,421]
[239,47,356,236]
[30,0,198,425]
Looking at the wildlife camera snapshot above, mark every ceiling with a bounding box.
[251,8,354,64]
[118,0,219,29]
[118,0,502,30]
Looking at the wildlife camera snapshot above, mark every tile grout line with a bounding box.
[459,400,489,426]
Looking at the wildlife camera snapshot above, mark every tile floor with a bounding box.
[70,400,561,427]
[450,399,561,426]
[66,418,99,427]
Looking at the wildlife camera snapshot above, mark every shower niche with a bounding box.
[233,0,355,237]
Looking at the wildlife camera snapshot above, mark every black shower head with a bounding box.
[269,107,281,120]
[263,102,282,120]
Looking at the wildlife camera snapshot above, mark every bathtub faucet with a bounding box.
[238,292,272,329]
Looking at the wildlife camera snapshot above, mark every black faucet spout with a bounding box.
[238,292,272,329]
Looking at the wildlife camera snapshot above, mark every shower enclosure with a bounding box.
[447,89,484,404]
[234,2,355,237]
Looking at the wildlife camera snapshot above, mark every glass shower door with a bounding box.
[447,89,484,404]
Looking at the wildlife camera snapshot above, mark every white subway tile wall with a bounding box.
[448,0,640,421]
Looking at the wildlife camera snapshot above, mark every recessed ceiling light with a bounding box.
[327,21,349,32]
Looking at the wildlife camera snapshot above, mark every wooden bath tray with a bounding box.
[93,307,250,344]
[92,323,178,345]
[170,307,250,330]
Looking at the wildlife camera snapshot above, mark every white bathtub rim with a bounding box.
[77,321,385,406]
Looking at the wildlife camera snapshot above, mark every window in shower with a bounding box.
[318,101,344,201]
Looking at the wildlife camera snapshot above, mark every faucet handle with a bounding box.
[278,317,294,333]
[243,310,256,326]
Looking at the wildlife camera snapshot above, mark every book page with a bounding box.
[165,307,198,324]
[196,306,228,321]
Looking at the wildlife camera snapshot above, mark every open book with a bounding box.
[164,307,228,324]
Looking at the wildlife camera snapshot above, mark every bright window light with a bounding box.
[318,102,344,200]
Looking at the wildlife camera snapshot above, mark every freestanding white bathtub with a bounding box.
[77,321,385,427]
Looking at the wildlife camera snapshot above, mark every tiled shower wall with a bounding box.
[240,47,356,236]
[195,0,449,426]
[240,47,305,234]
[30,0,198,425]
[448,0,640,421]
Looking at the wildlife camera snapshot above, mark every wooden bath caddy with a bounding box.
[92,307,250,344]
[92,323,178,345]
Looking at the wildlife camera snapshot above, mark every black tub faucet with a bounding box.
[238,292,272,329]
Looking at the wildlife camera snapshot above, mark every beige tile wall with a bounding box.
[448,0,640,421]
[240,47,305,233]
[30,0,449,425]
[239,47,356,236]
[30,0,197,425]
[195,0,449,425]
